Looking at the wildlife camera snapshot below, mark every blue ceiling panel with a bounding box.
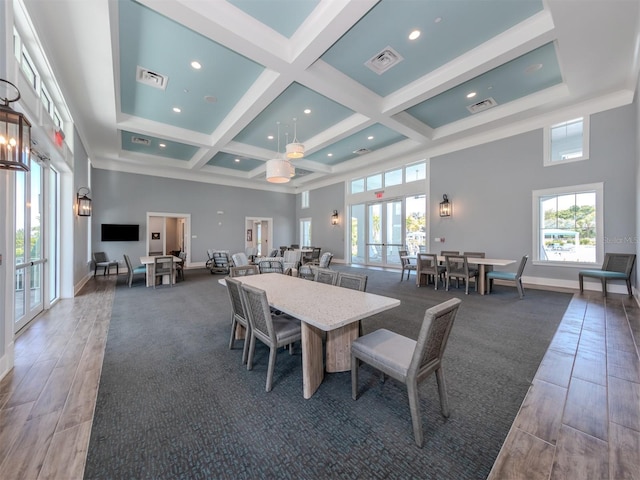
[306,123,406,166]
[321,0,544,97]
[207,152,264,171]
[408,42,562,128]
[118,0,264,134]
[228,0,320,38]
[121,131,199,160]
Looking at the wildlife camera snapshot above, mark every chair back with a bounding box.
[336,272,367,291]
[268,249,279,258]
[206,249,214,260]
[602,253,636,275]
[240,284,276,342]
[123,254,133,271]
[444,254,469,276]
[410,298,462,379]
[311,247,322,262]
[399,250,410,267]
[154,256,174,275]
[283,249,302,270]
[515,255,529,279]
[93,252,108,263]
[463,251,485,258]
[290,244,300,249]
[417,253,438,273]
[314,268,338,285]
[232,252,249,267]
[179,251,187,261]
[213,252,230,268]
[440,250,459,256]
[318,252,333,268]
[230,265,259,277]
[225,277,248,326]
[258,258,284,274]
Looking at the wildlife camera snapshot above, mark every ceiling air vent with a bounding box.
[131,136,151,146]
[466,97,498,114]
[136,66,169,90]
[353,148,371,155]
[365,46,404,75]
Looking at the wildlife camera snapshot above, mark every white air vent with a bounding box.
[365,46,404,75]
[353,148,371,155]
[131,136,151,146]
[136,66,169,90]
[466,97,498,114]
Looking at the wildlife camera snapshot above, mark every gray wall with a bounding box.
[430,103,636,283]
[91,169,296,266]
[73,129,91,283]
[296,182,345,259]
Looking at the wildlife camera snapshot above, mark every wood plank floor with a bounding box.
[0,275,638,479]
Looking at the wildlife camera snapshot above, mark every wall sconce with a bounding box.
[77,187,92,216]
[331,210,339,225]
[0,79,32,172]
[439,194,451,217]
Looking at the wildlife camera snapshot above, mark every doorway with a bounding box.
[245,217,273,257]
[146,212,191,263]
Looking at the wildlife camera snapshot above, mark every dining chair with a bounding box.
[153,256,175,288]
[176,251,187,281]
[399,250,417,281]
[416,253,445,289]
[230,265,259,277]
[314,252,333,269]
[210,251,231,274]
[297,264,315,280]
[444,254,478,294]
[463,251,485,272]
[336,272,368,291]
[283,249,302,273]
[258,258,284,274]
[225,277,251,364]
[351,297,462,447]
[578,253,635,297]
[232,252,249,267]
[487,255,528,298]
[240,284,302,392]
[93,252,119,276]
[123,254,146,288]
[314,268,338,285]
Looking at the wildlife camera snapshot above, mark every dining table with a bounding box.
[403,254,516,294]
[140,255,183,287]
[220,273,400,399]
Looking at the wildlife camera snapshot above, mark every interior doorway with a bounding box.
[146,212,191,264]
[245,217,273,257]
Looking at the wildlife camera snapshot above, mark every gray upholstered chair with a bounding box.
[444,254,478,294]
[314,268,338,285]
[316,252,333,268]
[225,277,251,364]
[487,255,528,298]
[93,252,119,276]
[416,253,445,289]
[240,284,302,392]
[283,249,302,273]
[399,250,417,281]
[336,272,367,291]
[297,263,315,280]
[153,256,175,288]
[210,251,231,274]
[351,297,462,448]
[578,253,635,297]
[258,257,284,274]
[463,251,485,272]
[232,252,249,267]
[230,265,259,277]
[123,254,146,288]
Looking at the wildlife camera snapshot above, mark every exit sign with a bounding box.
[375,190,384,199]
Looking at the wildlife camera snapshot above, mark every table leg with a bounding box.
[478,265,486,295]
[301,323,324,399]
[326,323,359,372]
[145,264,154,287]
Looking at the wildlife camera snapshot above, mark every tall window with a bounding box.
[533,183,602,264]
[300,218,311,247]
[544,117,589,166]
[301,190,309,209]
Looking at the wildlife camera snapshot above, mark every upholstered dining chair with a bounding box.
[486,255,528,298]
[283,249,302,273]
[578,253,635,297]
[210,251,231,274]
[258,257,284,274]
[399,250,417,281]
[230,265,259,277]
[315,252,333,268]
[123,254,146,288]
[336,272,368,291]
[93,252,119,276]
[240,283,302,392]
[225,277,251,364]
[314,268,338,285]
[351,297,462,447]
[232,252,249,267]
[416,253,445,289]
[463,251,485,272]
[153,256,175,288]
[444,254,478,294]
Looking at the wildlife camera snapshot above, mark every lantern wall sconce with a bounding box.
[331,210,339,225]
[77,187,92,216]
[0,79,32,172]
[439,194,451,217]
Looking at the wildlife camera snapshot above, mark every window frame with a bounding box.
[543,116,590,167]
[532,182,603,267]
[301,190,309,209]
[300,218,312,247]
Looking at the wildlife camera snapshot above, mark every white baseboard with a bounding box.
[0,340,15,383]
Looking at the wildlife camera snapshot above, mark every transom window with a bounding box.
[543,117,590,166]
[301,190,309,209]
[351,161,426,193]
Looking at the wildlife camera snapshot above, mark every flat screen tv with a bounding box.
[101,224,139,242]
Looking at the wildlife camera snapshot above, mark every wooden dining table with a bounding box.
[140,255,182,287]
[220,273,400,399]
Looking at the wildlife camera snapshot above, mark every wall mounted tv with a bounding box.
[101,224,139,242]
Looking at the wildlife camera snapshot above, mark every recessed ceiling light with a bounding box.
[434,17,442,23]
[234,158,240,163]
[327,153,333,157]
[409,30,420,40]
[466,92,477,99]
[267,135,274,140]
[525,63,543,74]
[159,143,166,148]
[367,135,374,140]
[172,107,181,113]
[304,109,311,114]
[191,61,202,70]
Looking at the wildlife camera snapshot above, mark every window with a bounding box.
[533,183,602,264]
[20,48,38,90]
[544,117,589,166]
[300,218,311,247]
[366,173,382,191]
[53,109,63,129]
[351,178,365,194]
[41,86,52,116]
[405,162,426,182]
[301,190,309,209]
[384,168,403,187]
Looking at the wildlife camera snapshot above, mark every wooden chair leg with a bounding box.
[351,354,359,400]
[407,380,424,448]
[266,346,277,392]
[435,368,450,417]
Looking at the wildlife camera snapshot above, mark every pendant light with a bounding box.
[266,122,292,183]
[285,117,304,159]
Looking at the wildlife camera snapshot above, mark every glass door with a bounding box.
[15,158,45,332]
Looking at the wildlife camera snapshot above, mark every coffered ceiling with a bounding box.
[23,0,640,191]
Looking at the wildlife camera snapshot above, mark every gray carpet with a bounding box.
[84,266,572,480]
